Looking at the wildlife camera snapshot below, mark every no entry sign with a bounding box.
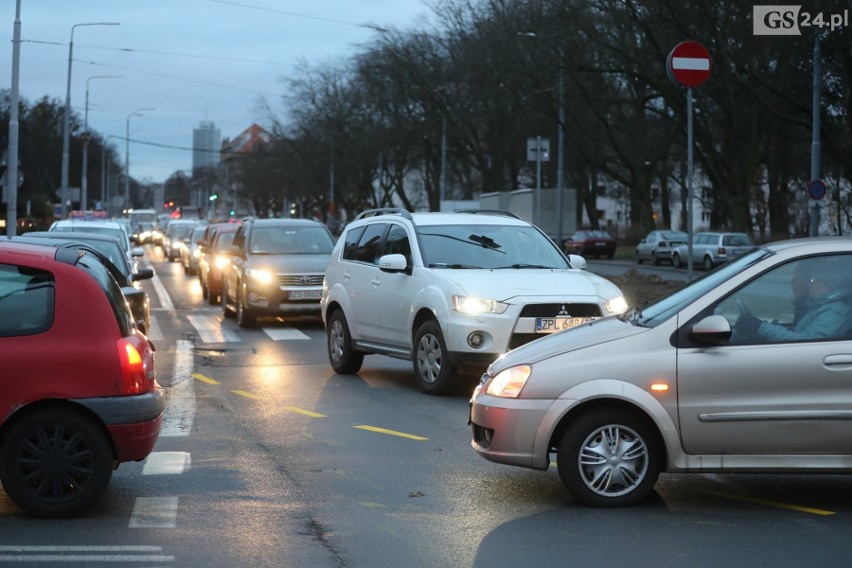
[667,41,712,88]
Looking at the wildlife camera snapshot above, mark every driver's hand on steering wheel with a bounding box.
[736,299,763,337]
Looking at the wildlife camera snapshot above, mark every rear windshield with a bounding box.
[72,252,135,337]
[0,263,55,337]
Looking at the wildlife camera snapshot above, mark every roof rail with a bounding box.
[354,208,413,220]
[454,209,522,220]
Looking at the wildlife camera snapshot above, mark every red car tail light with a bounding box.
[117,338,146,395]
[718,247,726,255]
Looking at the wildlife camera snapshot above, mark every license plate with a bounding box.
[289,289,322,300]
[536,316,593,333]
[595,241,607,246]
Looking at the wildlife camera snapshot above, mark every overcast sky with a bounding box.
[1,0,432,187]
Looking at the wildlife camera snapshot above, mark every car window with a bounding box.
[213,231,237,252]
[383,224,412,263]
[342,226,366,261]
[354,223,388,264]
[419,224,569,269]
[718,254,852,344]
[248,226,334,255]
[724,234,754,246]
[0,264,55,337]
[72,253,135,337]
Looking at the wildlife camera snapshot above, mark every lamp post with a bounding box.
[125,107,154,211]
[101,135,119,215]
[59,21,119,219]
[5,0,21,236]
[82,75,119,211]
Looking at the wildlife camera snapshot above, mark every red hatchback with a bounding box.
[0,240,164,517]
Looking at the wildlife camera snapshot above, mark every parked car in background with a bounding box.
[15,232,154,335]
[635,230,688,265]
[562,230,617,259]
[322,209,628,395]
[180,222,209,275]
[221,217,335,327]
[671,231,755,270]
[470,237,852,507]
[162,219,197,262]
[198,223,240,305]
[0,240,163,517]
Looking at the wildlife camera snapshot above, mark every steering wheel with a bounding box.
[734,298,761,340]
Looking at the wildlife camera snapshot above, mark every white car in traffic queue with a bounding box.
[321,208,629,395]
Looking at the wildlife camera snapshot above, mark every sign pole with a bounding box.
[686,87,694,280]
[810,35,821,237]
[535,135,542,227]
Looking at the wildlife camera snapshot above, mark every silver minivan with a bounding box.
[470,237,852,506]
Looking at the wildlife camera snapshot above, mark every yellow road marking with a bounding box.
[192,373,219,385]
[353,425,427,441]
[284,406,326,418]
[706,491,836,516]
[231,390,260,400]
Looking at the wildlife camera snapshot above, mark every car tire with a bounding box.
[201,279,209,299]
[221,281,235,318]
[0,407,113,518]
[413,320,456,396]
[636,252,644,265]
[557,408,662,507]
[235,285,256,328]
[327,309,364,374]
[703,256,714,271]
[672,253,683,269]
[652,252,661,266]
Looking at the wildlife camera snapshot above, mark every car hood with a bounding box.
[437,268,622,301]
[248,254,330,273]
[489,316,644,373]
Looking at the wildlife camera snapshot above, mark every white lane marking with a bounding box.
[160,340,195,437]
[147,313,164,342]
[0,545,173,562]
[187,314,240,343]
[143,451,191,475]
[149,269,174,310]
[263,327,311,340]
[128,496,179,529]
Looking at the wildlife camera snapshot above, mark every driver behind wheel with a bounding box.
[738,258,852,342]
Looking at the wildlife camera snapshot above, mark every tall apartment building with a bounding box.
[192,120,221,173]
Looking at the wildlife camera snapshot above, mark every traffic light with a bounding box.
[209,194,218,202]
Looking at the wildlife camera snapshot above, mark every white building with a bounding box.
[192,120,221,173]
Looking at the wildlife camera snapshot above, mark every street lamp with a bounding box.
[125,107,154,209]
[59,21,119,219]
[82,75,120,210]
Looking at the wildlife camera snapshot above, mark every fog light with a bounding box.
[467,331,485,348]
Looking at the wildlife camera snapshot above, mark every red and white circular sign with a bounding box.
[666,41,712,88]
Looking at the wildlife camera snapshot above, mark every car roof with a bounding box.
[247,218,326,226]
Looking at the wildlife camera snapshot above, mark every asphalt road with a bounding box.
[2,247,851,567]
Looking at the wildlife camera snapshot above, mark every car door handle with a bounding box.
[824,354,852,369]
[371,279,381,286]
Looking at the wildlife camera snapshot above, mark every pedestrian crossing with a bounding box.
[155,312,313,343]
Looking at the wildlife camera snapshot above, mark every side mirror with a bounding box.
[132,268,154,282]
[378,253,408,273]
[690,314,732,344]
[132,246,145,257]
[568,254,587,270]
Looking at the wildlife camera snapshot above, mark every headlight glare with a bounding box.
[605,295,628,314]
[214,256,229,269]
[485,364,532,398]
[452,295,508,314]
[249,268,274,284]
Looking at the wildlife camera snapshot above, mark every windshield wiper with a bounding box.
[427,263,481,269]
[496,263,552,269]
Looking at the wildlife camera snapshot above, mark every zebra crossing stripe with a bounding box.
[128,497,179,528]
[262,327,311,340]
[143,452,191,475]
[187,315,240,343]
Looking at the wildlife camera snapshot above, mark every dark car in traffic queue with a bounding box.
[221,217,335,328]
[12,232,154,336]
[198,223,240,305]
[0,240,163,518]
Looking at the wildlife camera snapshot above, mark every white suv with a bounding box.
[321,209,628,395]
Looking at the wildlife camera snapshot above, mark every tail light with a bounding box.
[117,338,147,394]
[718,247,727,255]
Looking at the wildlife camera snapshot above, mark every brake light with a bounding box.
[718,247,726,255]
[117,338,147,394]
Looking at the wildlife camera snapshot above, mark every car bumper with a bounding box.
[245,282,324,316]
[469,384,558,470]
[73,388,165,462]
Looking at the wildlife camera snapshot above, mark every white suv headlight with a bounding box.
[486,364,531,398]
[452,295,509,314]
[604,295,628,314]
